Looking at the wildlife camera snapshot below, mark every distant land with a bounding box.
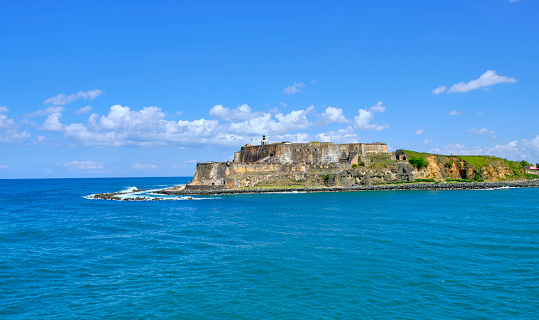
[92,137,539,199]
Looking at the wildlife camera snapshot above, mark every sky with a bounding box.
[1,0,538,179]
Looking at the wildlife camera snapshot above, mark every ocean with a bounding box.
[1,177,538,319]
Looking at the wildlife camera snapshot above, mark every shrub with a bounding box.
[520,160,531,167]
[352,164,358,168]
[414,178,435,183]
[409,156,428,169]
[310,141,320,144]
[444,160,453,168]
[358,161,365,166]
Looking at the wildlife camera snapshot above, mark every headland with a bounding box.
[91,136,539,199]
[155,136,538,196]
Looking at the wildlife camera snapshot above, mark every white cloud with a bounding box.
[422,139,432,144]
[53,103,319,147]
[280,102,287,108]
[44,89,104,106]
[509,0,520,2]
[0,165,9,169]
[0,113,31,143]
[25,106,65,118]
[209,104,262,122]
[469,128,495,136]
[75,106,93,114]
[353,102,389,131]
[41,113,64,132]
[130,162,158,170]
[435,70,516,94]
[416,129,424,135]
[316,126,359,144]
[0,106,8,113]
[283,83,305,94]
[64,160,104,170]
[429,136,539,162]
[310,80,319,84]
[319,107,347,125]
[449,110,462,116]
[271,133,310,143]
[432,86,447,94]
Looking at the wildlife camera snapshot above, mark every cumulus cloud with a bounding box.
[41,103,320,147]
[42,113,64,132]
[0,106,8,113]
[353,102,389,131]
[434,70,516,94]
[283,83,305,94]
[75,106,93,114]
[209,104,262,122]
[416,129,424,135]
[44,89,104,106]
[64,160,104,170]
[449,110,462,116]
[316,127,359,144]
[25,106,65,118]
[319,107,347,125]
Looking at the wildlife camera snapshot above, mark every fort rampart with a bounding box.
[188,141,389,189]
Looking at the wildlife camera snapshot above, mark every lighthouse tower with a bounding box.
[261,135,269,145]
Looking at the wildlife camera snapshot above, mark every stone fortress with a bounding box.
[179,135,524,192]
[185,136,406,190]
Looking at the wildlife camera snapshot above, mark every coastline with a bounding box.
[156,179,539,196]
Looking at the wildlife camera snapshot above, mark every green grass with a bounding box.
[459,156,491,169]
[446,178,475,183]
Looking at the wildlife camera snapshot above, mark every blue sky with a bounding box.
[1,0,538,178]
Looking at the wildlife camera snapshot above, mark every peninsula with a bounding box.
[156,136,539,195]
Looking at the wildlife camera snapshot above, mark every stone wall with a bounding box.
[236,142,387,164]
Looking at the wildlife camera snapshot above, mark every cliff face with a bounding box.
[186,147,531,191]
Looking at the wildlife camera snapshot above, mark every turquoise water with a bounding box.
[1,178,538,319]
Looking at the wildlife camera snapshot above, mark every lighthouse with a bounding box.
[261,135,268,145]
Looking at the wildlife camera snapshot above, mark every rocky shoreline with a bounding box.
[156,179,539,196]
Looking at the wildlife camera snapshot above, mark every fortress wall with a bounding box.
[227,162,346,175]
[238,143,386,164]
[361,143,387,154]
[190,162,227,186]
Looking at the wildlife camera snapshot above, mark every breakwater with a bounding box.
[156,179,539,195]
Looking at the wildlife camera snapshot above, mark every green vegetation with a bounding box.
[310,141,320,144]
[414,178,435,183]
[520,160,531,167]
[351,163,358,168]
[444,160,453,168]
[409,156,429,169]
[446,178,475,183]
[459,156,491,169]
[358,161,365,166]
